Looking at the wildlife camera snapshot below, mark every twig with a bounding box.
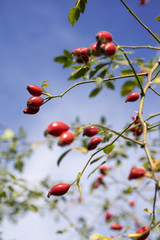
[120,0,160,44]
[120,45,160,50]
[149,86,160,97]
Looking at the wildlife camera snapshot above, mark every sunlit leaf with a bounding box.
[103,145,115,155]
[155,16,160,21]
[121,81,135,96]
[72,147,88,154]
[144,208,153,214]
[68,7,80,26]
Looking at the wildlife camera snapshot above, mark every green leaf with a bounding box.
[28,204,38,212]
[72,147,88,154]
[120,81,135,97]
[134,76,143,87]
[121,69,134,75]
[63,49,72,59]
[68,7,80,26]
[54,56,68,63]
[76,0,85,13]
[123,186,133,194]
[90,155,106,165]
[103,145,115,155]
[155,16,160,21]
[68,66,89,80]
[105,82,115,90]
[89,88,101,98]
[57,149,72,166]
[95,77,103,89]
[89,63,107,79]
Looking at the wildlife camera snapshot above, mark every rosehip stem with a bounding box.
[119,45,160,50]
[149,86,160,97]
[120,0,160,44]
[115,42,144,95]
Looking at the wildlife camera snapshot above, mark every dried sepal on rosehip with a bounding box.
[23,106,40,115]
[27,96,44,108]
[44,121,70,137]
[47,183,70,197]
[26,85,42,96]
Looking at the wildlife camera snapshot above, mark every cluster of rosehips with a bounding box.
[72,31,116,64]
[44,121,74,146]
[129,116,143,137]
[92,164,111,189]
[23,85,44,114]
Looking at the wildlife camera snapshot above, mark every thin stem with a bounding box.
[93,123,143,146]
[120,0,160,44]
[43,73,147,104]
[81,120,136,176]
[145,113,160,122]
[152,183,158,225]
[148,122,160,130]
[115,42,144,95]
[55,206,89,239]
[151,70,160,81]
[149,86,160,97]
[120,45,160,50]
[138,59,160,186]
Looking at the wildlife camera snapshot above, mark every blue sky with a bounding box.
[1,0,160,239]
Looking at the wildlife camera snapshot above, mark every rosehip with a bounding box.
[99,165,108,175]
[44,121,69,137]
[128,167,146,180]
[104,43,116,57]
[92,182,99,189]
[97,174,104,183]
[87,137,101,150]
[26,85,42,96]
[139,0,147,5]
[72,48,82,56]
[27,96,44,108]
[110,223,123,230]
[47,183,70,197]
[140,69,147,74]
[76,55,89,64]
[88,43,101,57]
[129,200,135,206]
[125,92,140,102]
[23,106,40,115]
[132,116,140,124]
[105,211,114,221]
[133,127,143,136]
[136,226,150,240]
[96,31,113,44]
[83,126,98,137]
[58,131,74,146]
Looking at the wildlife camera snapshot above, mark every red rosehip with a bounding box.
[44,121,69,137]
[23,106,40,115]
[139,0,147,6]
[72,48,82,56]
[96,31,113,44]
[129,200,135,206]
[125,92,140,102]
[88,43,101,57]
[99,165,108,175]
[132,116,140,124]
[110,223,123,230]
[92,182,99,189]
[27,96,44,108]
[140,69,147,74]
[76,55,89,64]
[129,125,137,132]
[87,137,101,150]
[83,126,98,137]
[47,183,70,197]
[128,167,146,180]
[133,127,143,137]
[80,47,88,56]
[105,211,114,221]
[97,174,104,182]
[136,226,150,240]
[104,43,116,57]
[58,131,74,146]
[26,85,42,96]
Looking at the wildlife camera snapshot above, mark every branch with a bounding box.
[120,0,160,44]
[149,86,160,97]
[120,45,160,50]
